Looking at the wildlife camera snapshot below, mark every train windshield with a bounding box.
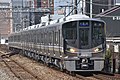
[62,21,77,39]
[92,21,105,47]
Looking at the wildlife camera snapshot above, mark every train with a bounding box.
[8,14,106,72]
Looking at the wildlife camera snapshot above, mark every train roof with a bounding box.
[11,14,105,34]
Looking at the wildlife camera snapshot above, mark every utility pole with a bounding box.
[90,0,92,18]
[82,0,86,14]
[108,0,112,9]
[74,0,77,14]
[118,46,120,74]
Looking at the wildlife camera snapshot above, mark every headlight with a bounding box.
[70,48,75,53]
[94,48,99,52]
[94,48,102,52]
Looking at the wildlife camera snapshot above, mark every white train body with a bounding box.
[8,14,106,72]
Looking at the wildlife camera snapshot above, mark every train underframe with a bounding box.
[9,47,104,72]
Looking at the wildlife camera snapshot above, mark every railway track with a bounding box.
[0,51,42,80]
[0,51,117,80]
[93,74,120,80]
[0,50,93,80]
[0,46,120,80]
[75,72,120,80]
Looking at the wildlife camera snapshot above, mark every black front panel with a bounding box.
[76,58,94,70]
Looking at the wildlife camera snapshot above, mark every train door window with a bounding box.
[17,35,20,42]
[31,31,34,43]
[58,30,61,54]
[25,33,27,43]
[52,31,54,46]
[16,35,17,42]
[35,32,37,44]
[8,37,10,42]
[58,30,60,46]
[26,33,27,42]
[18,34,20,42]
[31,32,33,43]
[79,28,89,48]
[36,31,39,44]
[11,36,13,42]
[49,32,52,45]
[44,33,47,45]
[41,33,44,44]
[14,35,15,42]
[30,32,32,43]
[28,33,29,42]
[29,32,31,43]
[39,31,41,44]
[10,36,12,42]
[24,33,26,42]
[34,31,36,43]
[37,32,39,44]
[29,31,31,43]
[33,32,35,43]
[15,35,17,42]
[54,31,59,45]
[46,32,49,45]
[28,33,30,42]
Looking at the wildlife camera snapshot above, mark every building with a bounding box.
[94,0,120,73]
[0,1,11,43]
[85,0,115,17]
[34,0,54,14]
[12,0,51,32]
[11,0,32,32]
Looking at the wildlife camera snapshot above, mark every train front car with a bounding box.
[62,18,106,72]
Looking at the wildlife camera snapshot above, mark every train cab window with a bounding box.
[62,21,77,39]
[92,21,105,47]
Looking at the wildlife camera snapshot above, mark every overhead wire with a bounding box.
[0,0,119,17]
[53,0,118,17]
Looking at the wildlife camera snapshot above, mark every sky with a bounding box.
[54,0,83,15]
[0,0,11,3]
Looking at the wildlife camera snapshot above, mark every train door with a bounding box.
[79,28,90,49]
[79,21,90,49]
